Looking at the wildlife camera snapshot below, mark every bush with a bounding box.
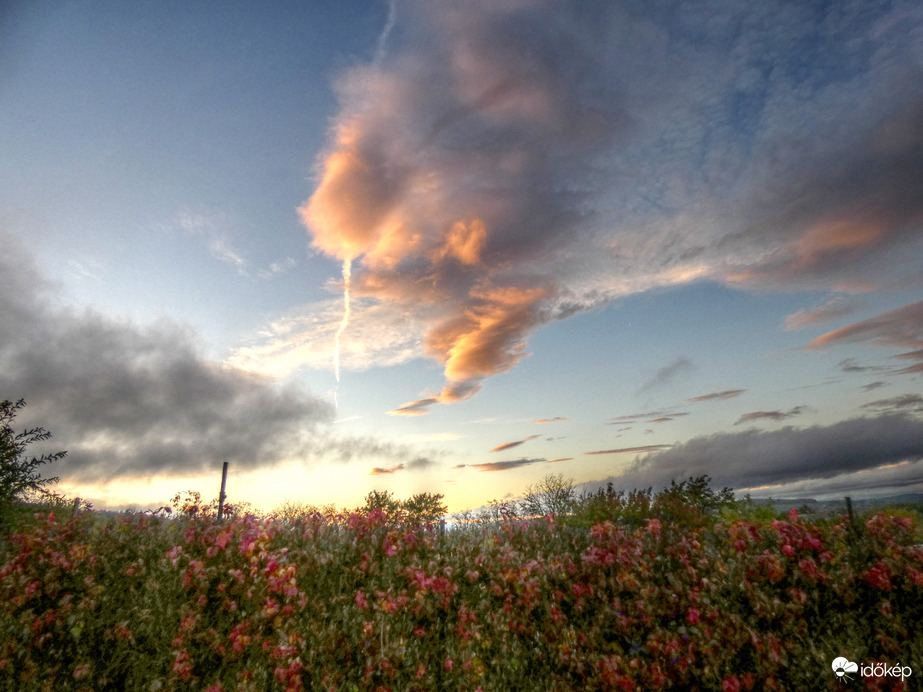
[0,400,66,529]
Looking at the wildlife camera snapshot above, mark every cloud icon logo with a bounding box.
[832,657,859,680]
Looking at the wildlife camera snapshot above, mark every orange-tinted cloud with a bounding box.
[431,219,487,266]
[547,457,573,463]
[532,417,568,424]
[489,435,539,453]
[388,398,438,417]
[784,298,863,331]
[297,1,923,410]
[370,464,404,475]
[806,301,923,351]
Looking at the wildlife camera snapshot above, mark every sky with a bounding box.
[1,0,922,515]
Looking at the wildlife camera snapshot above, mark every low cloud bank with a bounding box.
[588,414,923,497]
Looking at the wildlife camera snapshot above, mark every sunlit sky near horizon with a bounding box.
[2,0,922,515]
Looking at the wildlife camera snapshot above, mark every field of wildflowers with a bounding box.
[1,489,921,691]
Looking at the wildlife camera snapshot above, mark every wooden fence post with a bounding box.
[217,462,228,521]
[845,496,856,529]
[72,497,80,518]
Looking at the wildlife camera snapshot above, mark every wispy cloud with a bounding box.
[687,389,745,402]
[258,257,297,279]
[585,445,673,456]
[861,394,923,414]
[609,410,689,424]
[838,358,884,374]
[638,357,694,395]
[734,406,807,425]
[388,398,438,417]
[806,301,923,352]
[469,458,544,472]
[229,298,421,379]
[784,298,864,330]
[177,212,248,273]
[532,417,568,424]
[489,435,539,453]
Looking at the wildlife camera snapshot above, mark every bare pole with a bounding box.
[217,462,229,521]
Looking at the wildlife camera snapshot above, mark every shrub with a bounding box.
[0,399,66,530]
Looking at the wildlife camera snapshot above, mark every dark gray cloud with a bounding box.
[0,234,436,482]
[687,389,745,402]
[861,394,923,414]
[838,358,884,374]
[469,458,545,472]
[585,445,673,456]
[589,414,923,494]
[369,457,437,475]
[638,357,694,395]
[609,409,688,423]
[734,406,807,426]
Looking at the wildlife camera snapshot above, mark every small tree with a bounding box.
[402,492,447,525]
[519,473,575,518]
[0,399,66,520]
[362,489,401,516]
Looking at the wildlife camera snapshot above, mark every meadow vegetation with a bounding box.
[1,402,921,690]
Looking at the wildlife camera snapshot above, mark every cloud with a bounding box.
[469,458,545,472]
[784,298,864,330]
[229,298,421,379]
[294,0,923,406]
[369,456,437,476]
[0,233,441,482]
[177,212,248,273]
[609,410,689,423]
[585,445,673,456]
[388,397,438,417]
[532,417,568,424]
[861,381,888,392]
[734,406,807,425]
[489,434,538,452]
[592,414,923,493]
[838,358,883,374]
[548,457,573,463]
[371,464,403,475]
[861,394,923,414]
[638,357,694,395]
[892,347,923,375]
[687,389,745,402]
[806,301,923,352]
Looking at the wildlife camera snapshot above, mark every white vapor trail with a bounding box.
[333,257,352,383]
[373,0,397,67]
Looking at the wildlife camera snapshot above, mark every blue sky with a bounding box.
[1,0,922,513]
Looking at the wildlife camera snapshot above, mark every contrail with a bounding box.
[333,257,352,383]
[373,0,397,67]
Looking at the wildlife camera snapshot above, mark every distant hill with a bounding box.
[755,493,923,517]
